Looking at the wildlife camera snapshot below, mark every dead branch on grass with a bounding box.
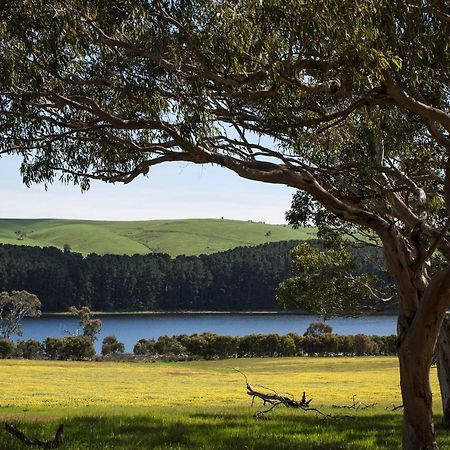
[332,395,377,410]
[235,369,350,420]
[385,403,404,411]
[4,423,64,449]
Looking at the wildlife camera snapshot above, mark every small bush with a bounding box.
[44,336,95,360]
[353,334,378,356]
[155,335,186,355]
[133,338,156,355]
[0,339,14,358]
[16,339,43,359]
[101,336,125,355]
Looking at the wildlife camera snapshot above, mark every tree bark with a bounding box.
[397,265,450,450]
[381,226,450,450]
[399,340,439,450]
[437,314,450,428]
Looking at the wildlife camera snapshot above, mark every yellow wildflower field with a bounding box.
[0,357,439,411]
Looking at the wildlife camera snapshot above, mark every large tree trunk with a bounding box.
[399,339,438,450]
[397,266,450,450]
[437,314,450,428]
[381,227,450,450]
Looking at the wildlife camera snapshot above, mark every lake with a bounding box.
[20,313,397,353]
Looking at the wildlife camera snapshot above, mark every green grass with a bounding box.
[0,357,448,449]
[0,218,316,256]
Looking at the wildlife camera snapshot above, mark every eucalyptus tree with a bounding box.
[277,240,393,317]
[1,1,450,448]
[284,191,450,428]
[0,291,41,339]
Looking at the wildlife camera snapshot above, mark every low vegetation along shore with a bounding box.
[1,331,397,361]
[0,357,447,450]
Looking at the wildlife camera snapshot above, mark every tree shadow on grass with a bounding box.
[2,411,446,450]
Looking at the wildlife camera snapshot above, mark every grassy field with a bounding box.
[0,218,315,256]
[0,357,448,449]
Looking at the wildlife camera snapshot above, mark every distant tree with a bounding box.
[69,306,102,342]
[101,336,125,356]
[303,322,333,337]
[0,291,41,339]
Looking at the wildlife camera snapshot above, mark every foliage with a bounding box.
[132,332,396,358]
[101,336,125,355]
[278,242,394,317]
[133,338,156,356]
[277,242,392,317]
[354,334,380,356]
[43,336,95,360]
[15,339,43,359]
[0,338,14,358]
[303,322,333,336]
[0,291,41,339]
[69,306,102,342]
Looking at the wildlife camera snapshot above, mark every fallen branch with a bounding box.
[385,403,404,411]
[235,369,335,419]
[332,395,376,410]
[4,423,64,449]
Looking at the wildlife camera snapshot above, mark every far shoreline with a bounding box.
[41,310,398,317]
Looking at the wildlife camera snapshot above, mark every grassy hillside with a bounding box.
[0,218,316,256]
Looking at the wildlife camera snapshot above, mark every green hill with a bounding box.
[0,218,316,256]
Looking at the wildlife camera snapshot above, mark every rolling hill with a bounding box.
[0,218,316,256]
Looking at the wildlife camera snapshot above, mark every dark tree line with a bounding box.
[0,242,299,312]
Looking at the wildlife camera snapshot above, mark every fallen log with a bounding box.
[4,423,64,449]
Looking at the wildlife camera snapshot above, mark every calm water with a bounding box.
[20,313,397,353]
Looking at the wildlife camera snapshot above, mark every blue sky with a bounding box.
[1,156,296,224]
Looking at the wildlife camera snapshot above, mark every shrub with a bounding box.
[101,336,125,355]
[43,337,63,359]
[0,339,14,358]
[60,336,95,360]
[44,336,95,360]
[278,335,296,356]
[132,331,396,359]
[353,334,378,356]
[133,338,156,355]
[16,339,43,359]
[155,335,186,355]
[177,333,238,358]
